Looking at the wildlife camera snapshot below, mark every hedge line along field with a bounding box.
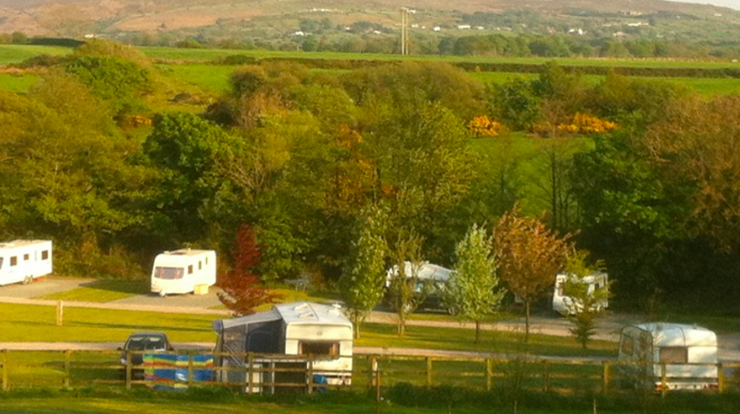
[1,44,740,96]
[138,46,740,69]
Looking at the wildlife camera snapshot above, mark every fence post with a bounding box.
[125,351,132,390]
[187,350,194,387]
[1,349,7,391]
[56,301,63,326]
[369,357,376,390]
[660,363,667,397]
[377,359,382,403]
[247,352,254,394]
[602,360,610,395]
[486,358,493,391]
[64,350,71,387]
[307,358,314,394]
[426,357,433,388]
[718,362,724,394]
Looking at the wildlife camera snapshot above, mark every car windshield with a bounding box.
[126,335,166,351]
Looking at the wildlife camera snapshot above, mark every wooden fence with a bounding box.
[2,349,739,396]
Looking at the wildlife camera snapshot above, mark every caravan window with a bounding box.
[10,256,17,266]
[556,280,565,296]
[0,257,3,269]
[299,341,339,356]
[198,261,202,270]
[23,253,29,261]
[154,267,184,280]
[188,265,193,274]
[659,347,688,363]
[42,250,49,260]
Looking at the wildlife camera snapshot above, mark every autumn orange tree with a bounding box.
[218,223,278,316]
[493,204,573,342]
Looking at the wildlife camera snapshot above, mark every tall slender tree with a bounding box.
[446,224,505,343]
[339,206,388,338]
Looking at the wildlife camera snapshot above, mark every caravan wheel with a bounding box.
[22,276,32,285]
[159,290,166,297]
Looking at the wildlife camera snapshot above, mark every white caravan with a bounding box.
[385,261,454,311]
[150,249,216,296]
[0,240,52,286]
[552,272,609,314]
[213,301,353,391]
[618,323,718,391]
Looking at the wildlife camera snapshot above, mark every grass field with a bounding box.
[0,302,615,357]
[0,387,738,414]
[0,45,72,66]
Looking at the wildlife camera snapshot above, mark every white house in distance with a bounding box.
[0,240,53,286]
[150,249,216,296]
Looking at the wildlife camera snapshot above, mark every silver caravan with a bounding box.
[0,240,52,286]
[552,272,609,314]
[150,249,216,296]
[618,323,718,391]
[212,302,353,391]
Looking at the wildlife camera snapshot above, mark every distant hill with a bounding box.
[1,0,739,47]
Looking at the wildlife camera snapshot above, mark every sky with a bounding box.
[666,0,740,11]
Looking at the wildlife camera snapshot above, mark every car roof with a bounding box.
[126,331,168,339]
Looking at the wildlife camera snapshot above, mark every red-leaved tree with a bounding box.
[218,223,278,316]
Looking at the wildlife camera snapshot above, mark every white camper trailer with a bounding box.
[213,302,353,392]
[0,240,52,286]
[552,272,609,314]
[150,249,216,296]
[385,261,453,311]
[618,323,718,391]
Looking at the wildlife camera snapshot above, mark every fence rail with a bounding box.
[1,349,739,396]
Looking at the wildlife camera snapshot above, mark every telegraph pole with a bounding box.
[400,7,409,55]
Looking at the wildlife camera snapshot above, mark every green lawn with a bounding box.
[0,45,72,65]
[0,390,737,414]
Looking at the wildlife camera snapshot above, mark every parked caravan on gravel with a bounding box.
[150,249,216,296]
[384,261,454,312]
[0,240,52,286]
[552,272,609,315]
[618,323,718,391]
[212,302,353,392]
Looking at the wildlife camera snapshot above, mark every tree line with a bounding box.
[2,39,740,318]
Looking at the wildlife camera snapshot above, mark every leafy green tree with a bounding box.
[0,84,148,276]
[560,250,610,349]
[370,103,475,261]
[341,61,486,122]
[487,77,540,131]
[143,112,244,244]
[570,130,686,305]
[66,56,151,115]
[339,206,388,338]
[445,224,505,343]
